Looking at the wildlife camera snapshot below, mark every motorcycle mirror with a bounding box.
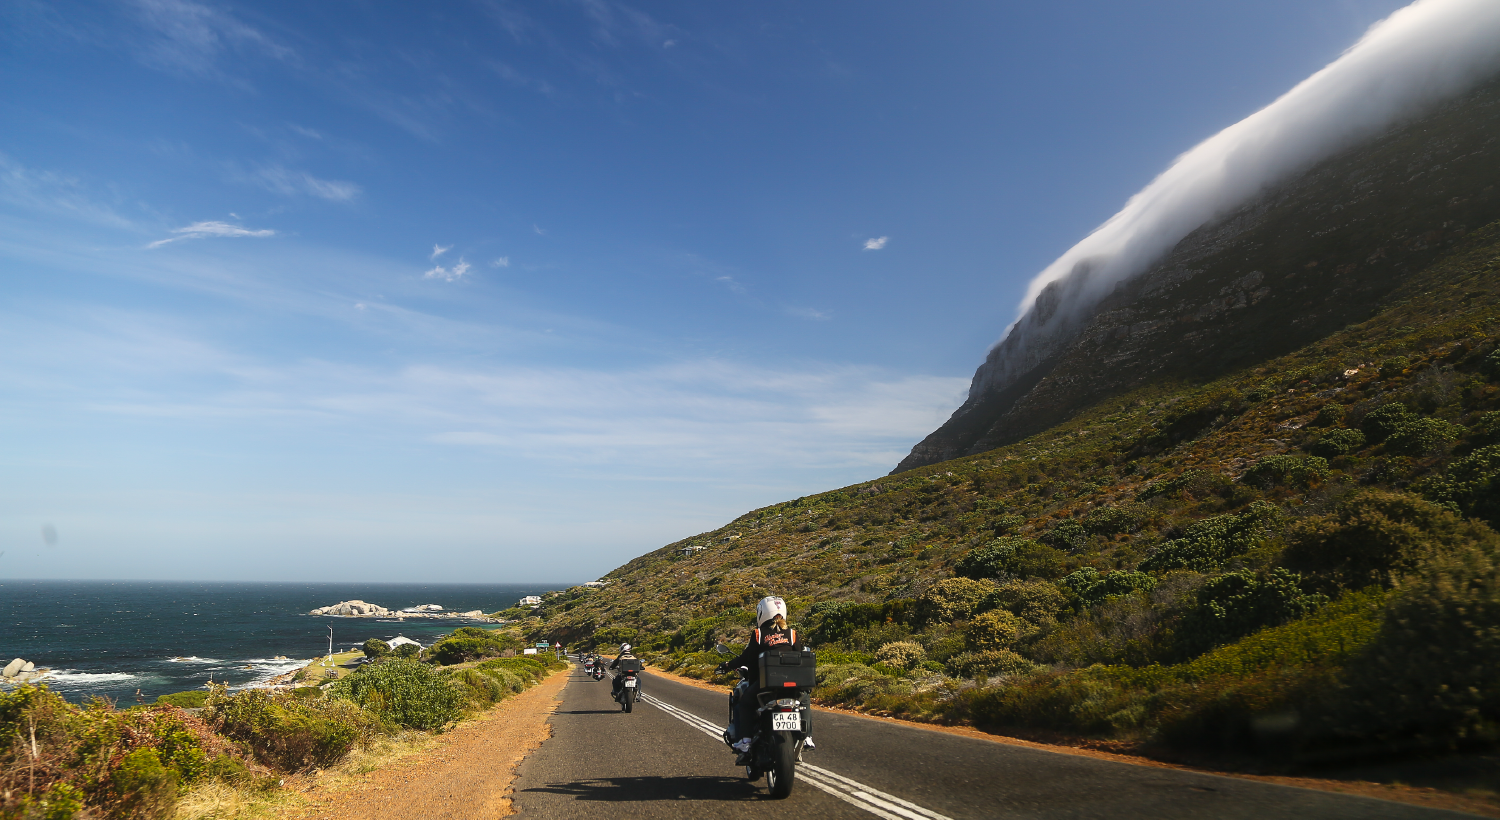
[713,643,730,655]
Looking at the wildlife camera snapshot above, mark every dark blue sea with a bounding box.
[0,580,565,703]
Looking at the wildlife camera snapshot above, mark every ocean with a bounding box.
[0,579,563,703]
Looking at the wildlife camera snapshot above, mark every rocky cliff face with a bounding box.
[895,78,1500,473]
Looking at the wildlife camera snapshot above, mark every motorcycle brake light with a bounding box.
[783,682,796,687]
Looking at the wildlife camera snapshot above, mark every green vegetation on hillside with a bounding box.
[536,221,1500,764]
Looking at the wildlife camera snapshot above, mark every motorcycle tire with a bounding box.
[765,731,796,799]
[622,691,633,713]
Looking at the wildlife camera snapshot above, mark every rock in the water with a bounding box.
[3,658,25,678]
[309,599,394,617]
[21,662,34,673]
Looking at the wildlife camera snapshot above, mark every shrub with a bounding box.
[429,628,522,665]
[1309,428,1366,458]
[1311,403,1346,427]
[1041,520,1089,551]
[964,610,1026,652]
[207,688,378,771]
[1082,504,1148,536]
[1137,469,1228,501]
[1321,540,1500,752]
[1139,501,1282,572]
[918,578,996,624]
[1421,444,1500,529]
[1172,569,1326,658]
[1241,455,1330,489]
[113,747,177,819]
[873,641,926,670]
[1063,569,1157,608]
[328,658,462,732]
[805,600,916,645]
[1384,417,1461,456]
[977,579,1067,625]
[1379,356,1410,376]
[362,638,391,659]
[1361,402,1415,443]
[1284,489,1498,590]
[1467,411,1500,447]
[392,643,421,660]
[155,690,209,708]
[945,649,1033,680]
[954,537,1067,581]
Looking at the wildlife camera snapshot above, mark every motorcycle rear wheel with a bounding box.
[622,690,633,712]
[764,731,796,799]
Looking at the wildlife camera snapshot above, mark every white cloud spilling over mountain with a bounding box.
[999,0,1500,355]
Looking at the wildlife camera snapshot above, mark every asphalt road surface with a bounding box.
[509,662,1478,819]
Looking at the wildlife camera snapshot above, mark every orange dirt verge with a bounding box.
[645,665,1499,819]
[286,668,569,820]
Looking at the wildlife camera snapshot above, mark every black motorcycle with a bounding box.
[611,657,642,712]
[591,656,606,681]
[715,643,816,799]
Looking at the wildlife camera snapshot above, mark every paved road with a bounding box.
[510,663,1478,819]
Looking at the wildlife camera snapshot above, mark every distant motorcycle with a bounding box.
[715,643,816,799]
[591,656,606,681]
[611,657,643,712]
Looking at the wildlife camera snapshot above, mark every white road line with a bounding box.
[638,691,956,820]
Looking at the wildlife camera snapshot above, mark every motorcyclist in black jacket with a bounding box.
[716,596,815,759]
[609,643,642,698]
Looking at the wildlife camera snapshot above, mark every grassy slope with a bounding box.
[531,220,1500,762]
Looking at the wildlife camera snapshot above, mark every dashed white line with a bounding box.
[639,691,956,820]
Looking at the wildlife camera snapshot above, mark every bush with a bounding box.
[155,690,209,708]
[392,644,421,660]
[1361,402,1415,443]
[112,747,177,819]
[328,658,462,732]
[1062,569,1156,608]
[945,649,1033,680]
[805,600,917,645]
[1321,540,1500,752]
[1385,417,1461,456]
[977,579,1067,625]
[1242,455,1330,489]
[1284,490,1498,589]
[873,641,926,671]
[1172,569,1326,658]
[1136,469,1229,501]
[1041,520,1089,551]
[964,610,1026,652]
[1082,504,1148,536]
[1311,403,1346,427]
[429,628,522,665]
[363,638,391,659]
[207,688,378,771]
[1139,501,1282,573]
[1422,444,1500,529]
[1468,411,1500,447]
[1309,428,1366,458]
[917,578,996,624]
[954,537,1068,581]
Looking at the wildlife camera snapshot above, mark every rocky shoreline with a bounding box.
[309,599,503,623]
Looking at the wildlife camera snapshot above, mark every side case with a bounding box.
[758,648,816,689]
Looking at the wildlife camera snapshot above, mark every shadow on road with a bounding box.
[554,709,622,715]
[522,775,760,802]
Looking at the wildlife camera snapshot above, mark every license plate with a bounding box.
[772,711,801,731]
[624,679,637,687]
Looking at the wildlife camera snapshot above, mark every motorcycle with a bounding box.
[582,656,596,675]
[715,643,816,799]
[611,656,643,712]
[591,656,606,681]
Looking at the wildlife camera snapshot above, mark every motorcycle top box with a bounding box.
[615,658,643,673]
[757,648,816,689]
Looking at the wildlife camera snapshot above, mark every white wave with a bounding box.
[45,670,138,684]
[166,656,221,664]
[999,0,1500,361]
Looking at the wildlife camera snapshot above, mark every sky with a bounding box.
[0,0,1412,583]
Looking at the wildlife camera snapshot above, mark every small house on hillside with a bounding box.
[679,545,706,557]
[387,636,422,650]
[518,595,542,607]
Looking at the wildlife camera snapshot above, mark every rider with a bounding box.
[609,643,642,699]
[716,596,814,759]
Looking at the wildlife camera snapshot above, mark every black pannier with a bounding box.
[758,648,816,689]
[616,657,643,673]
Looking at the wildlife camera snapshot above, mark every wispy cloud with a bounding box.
[533,224,547,236]
[0,153,136,229]
[431,244,452,260]
[785,306,831,321]
[288,124,323,140]
[863,236,888,251]
[715,275,746,295]
[424,257,472,282]
[245,164,361,201]
[491,256,510,268]
[130,0,294,76]
[147,220,275,249]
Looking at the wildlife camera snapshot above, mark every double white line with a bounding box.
[639,692,955,820]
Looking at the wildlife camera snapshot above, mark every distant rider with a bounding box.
[716,596,815,760]
[609,643,642,699]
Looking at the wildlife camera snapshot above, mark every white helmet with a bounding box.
[756,596,787,626]
[620,643,632,653]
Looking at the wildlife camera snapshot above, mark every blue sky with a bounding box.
[0,0,1409,582]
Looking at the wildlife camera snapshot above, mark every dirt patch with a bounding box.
[285,668,569,820]
[645,665,1498,818]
